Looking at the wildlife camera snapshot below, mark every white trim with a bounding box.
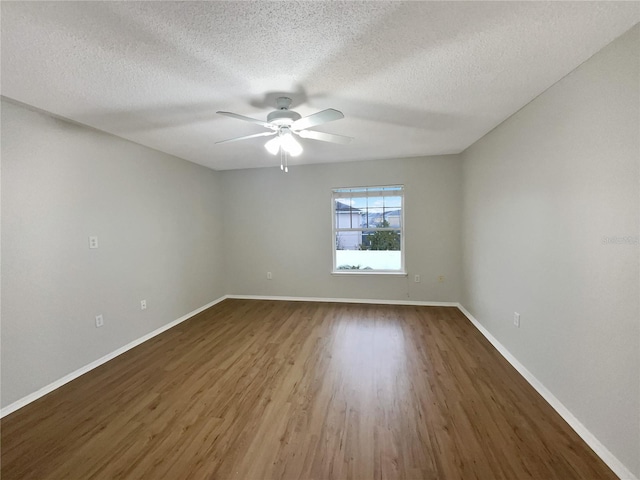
[455,303,638,480]
[331,184,405,274]
[2,294,634,480]
[332,185,404,198]
[225,294,457,307]
[0,296,228,418]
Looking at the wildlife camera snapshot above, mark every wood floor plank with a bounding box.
[1,300,617,479]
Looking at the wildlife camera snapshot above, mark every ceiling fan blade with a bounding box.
[291,108,344,131]
[215,131,276,145]
[297,129,353,145]
[216,111,272,128]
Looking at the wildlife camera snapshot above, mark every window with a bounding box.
[332,185,405,273]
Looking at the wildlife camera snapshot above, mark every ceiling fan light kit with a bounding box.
[216,97,352,172]
[264,127,303,157]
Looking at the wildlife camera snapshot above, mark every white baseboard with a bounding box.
[0,296,227,418]
[1,294,450,418]
[225,294,458,307]
[2,294,634,480]
[456,303,637,480]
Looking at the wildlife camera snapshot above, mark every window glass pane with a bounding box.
[333,185,404,272]
[364,196,382,228]
[384,210,402,228]
[360,230,401,251]
[335,249,401,270]
[351,197,367,209]
[384,196,402,208]
[367,196,384,210]
[335,231,361,251]
[335,199,355,229]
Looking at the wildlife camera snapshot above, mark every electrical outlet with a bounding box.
[513,312,520,328]
[141,300,147,310]
[95,314,104,327]
[414,274,421,283]
[438,275,445,283]
[89,236,99,249]
[267,272,272,280]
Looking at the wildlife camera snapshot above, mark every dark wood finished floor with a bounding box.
[2,300,616,479]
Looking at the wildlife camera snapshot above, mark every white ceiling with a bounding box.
[2,2,638,171]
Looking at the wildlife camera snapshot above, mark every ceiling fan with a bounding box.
[216,97,352,171]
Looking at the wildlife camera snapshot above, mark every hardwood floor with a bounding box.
[1,300,616,479]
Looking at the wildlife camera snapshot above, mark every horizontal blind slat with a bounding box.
[332,185,404,199]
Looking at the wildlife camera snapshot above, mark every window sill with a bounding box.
[331,271,407,276]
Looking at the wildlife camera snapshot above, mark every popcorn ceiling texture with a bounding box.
[1,1,638,170]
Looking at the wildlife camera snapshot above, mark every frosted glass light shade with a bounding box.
[264,137,281,155]
[265,132,303,157]
[281,133,303,157]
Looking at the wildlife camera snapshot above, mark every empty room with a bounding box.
[1,2,638,479]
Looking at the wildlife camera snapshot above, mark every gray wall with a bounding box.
[1,109,465,409]
[1,99,226,407]
[461,25,639,477]
[221,156,463,302]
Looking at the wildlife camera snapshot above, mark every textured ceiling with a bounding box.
[2,2,639,171]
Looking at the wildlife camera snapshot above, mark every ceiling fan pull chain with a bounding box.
[285,151,289,173]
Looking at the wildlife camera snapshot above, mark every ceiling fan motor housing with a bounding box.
[276,96,292,109]
[267,109,301,126]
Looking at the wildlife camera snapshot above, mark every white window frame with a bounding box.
[331,185,406,275]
